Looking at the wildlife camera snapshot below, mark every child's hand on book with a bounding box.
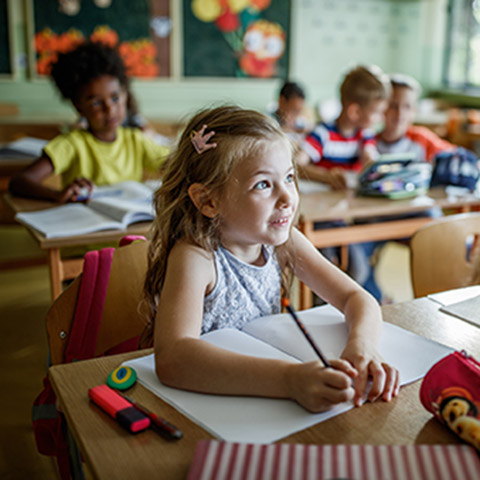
[341,342,400,407]
[57,177,94,203]
[286,359,357,413]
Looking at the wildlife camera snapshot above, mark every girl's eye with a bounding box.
[112,94,119,103]
[286,173,295,183]
[254,180,270,190]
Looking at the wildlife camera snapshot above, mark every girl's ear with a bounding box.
[187,183,219,218]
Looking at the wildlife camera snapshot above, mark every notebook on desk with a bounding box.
[123,304,453,443]
[186,440,480,480]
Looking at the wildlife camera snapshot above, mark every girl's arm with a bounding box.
[9,155,93,203]
[153,240,357,413]
[288,228,400,406]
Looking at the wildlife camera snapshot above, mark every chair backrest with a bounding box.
[46,239,149,365]
[410,212,480,298]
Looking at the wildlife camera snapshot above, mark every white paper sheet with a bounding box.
[123,305,453,443]
[428,285,480,306]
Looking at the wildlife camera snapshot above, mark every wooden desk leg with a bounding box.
[47,248,63,301]
[339,245,349,271]
[297,219,314,310]
[299,281,313,310]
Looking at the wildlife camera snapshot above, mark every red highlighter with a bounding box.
[88,384,151,433]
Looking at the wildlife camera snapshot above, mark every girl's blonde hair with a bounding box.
[141,105,292,346]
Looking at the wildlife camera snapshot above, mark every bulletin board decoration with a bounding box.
[0,0,13,77]
[184,0,291,78]
[30,0,171,78]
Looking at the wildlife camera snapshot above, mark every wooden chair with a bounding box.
[38,239,150,478]
[46,239,150,365]
[410,212,480,298]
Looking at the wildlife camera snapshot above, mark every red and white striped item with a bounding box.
[187,440,480,480]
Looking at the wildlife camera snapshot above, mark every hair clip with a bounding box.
[190,124,217,154]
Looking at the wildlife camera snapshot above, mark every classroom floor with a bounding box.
[0,225,413,479]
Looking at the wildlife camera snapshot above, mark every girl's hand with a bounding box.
[285,359,357,413]
[341,339,400,407]
[56,177,94,203]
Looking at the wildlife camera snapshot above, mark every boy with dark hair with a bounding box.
[272,81,313,135]
[10,41,169,203]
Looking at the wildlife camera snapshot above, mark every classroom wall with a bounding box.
[0,0,448,124]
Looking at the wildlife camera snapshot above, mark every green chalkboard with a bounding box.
[0,0,12,75]
[183,0,290,78]
[31,0,171,77]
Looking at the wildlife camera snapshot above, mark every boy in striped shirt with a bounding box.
[297,65,390,189]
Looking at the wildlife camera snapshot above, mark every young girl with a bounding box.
[9,41,169,203]
[143,105,400,413]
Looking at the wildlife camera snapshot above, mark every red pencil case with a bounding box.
[419,350,480,451]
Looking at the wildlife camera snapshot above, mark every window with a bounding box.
[444,0,480,89]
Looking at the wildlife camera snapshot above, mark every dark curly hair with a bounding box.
[50,41,129,103]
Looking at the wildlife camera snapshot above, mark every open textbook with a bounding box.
[0,136,47,160]
[123,304,453,443]
[15,181,155,238]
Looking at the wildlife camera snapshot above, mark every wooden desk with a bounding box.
[297,185,480,308]
[48,297,480,479]
[6,185,480,303]
[4,194,152,301]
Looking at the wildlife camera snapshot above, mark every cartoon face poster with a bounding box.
[31,0,171,77]
[183,0,290,78]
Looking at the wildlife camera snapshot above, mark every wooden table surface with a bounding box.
[298,185,480,224]
[49,297,480,479]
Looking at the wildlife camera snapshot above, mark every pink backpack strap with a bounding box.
[64,247,114,363]
[119,235,146,247]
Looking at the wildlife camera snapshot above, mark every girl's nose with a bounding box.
[277,184,295,208]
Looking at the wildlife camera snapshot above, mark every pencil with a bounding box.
[281,298,332,368]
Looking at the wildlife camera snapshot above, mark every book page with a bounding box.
[428,285,480,306]
[440,294,480,327]
[123,329,354,444]
[15,204,122,238]
[243,304,453,385]
[0,137,47,159]
[88,181,154,224]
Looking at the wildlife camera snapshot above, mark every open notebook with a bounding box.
[15,181,155,238]
[123,305,453,443]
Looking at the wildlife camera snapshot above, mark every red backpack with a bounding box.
[32,236,146,479]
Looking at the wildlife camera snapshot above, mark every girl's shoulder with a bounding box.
[170,239,214,262]
[168,239,217,293]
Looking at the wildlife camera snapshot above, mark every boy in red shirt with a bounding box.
[376,73,454,160]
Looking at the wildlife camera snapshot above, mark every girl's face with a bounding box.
[215,138,298,261]
[74,74,127,142]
